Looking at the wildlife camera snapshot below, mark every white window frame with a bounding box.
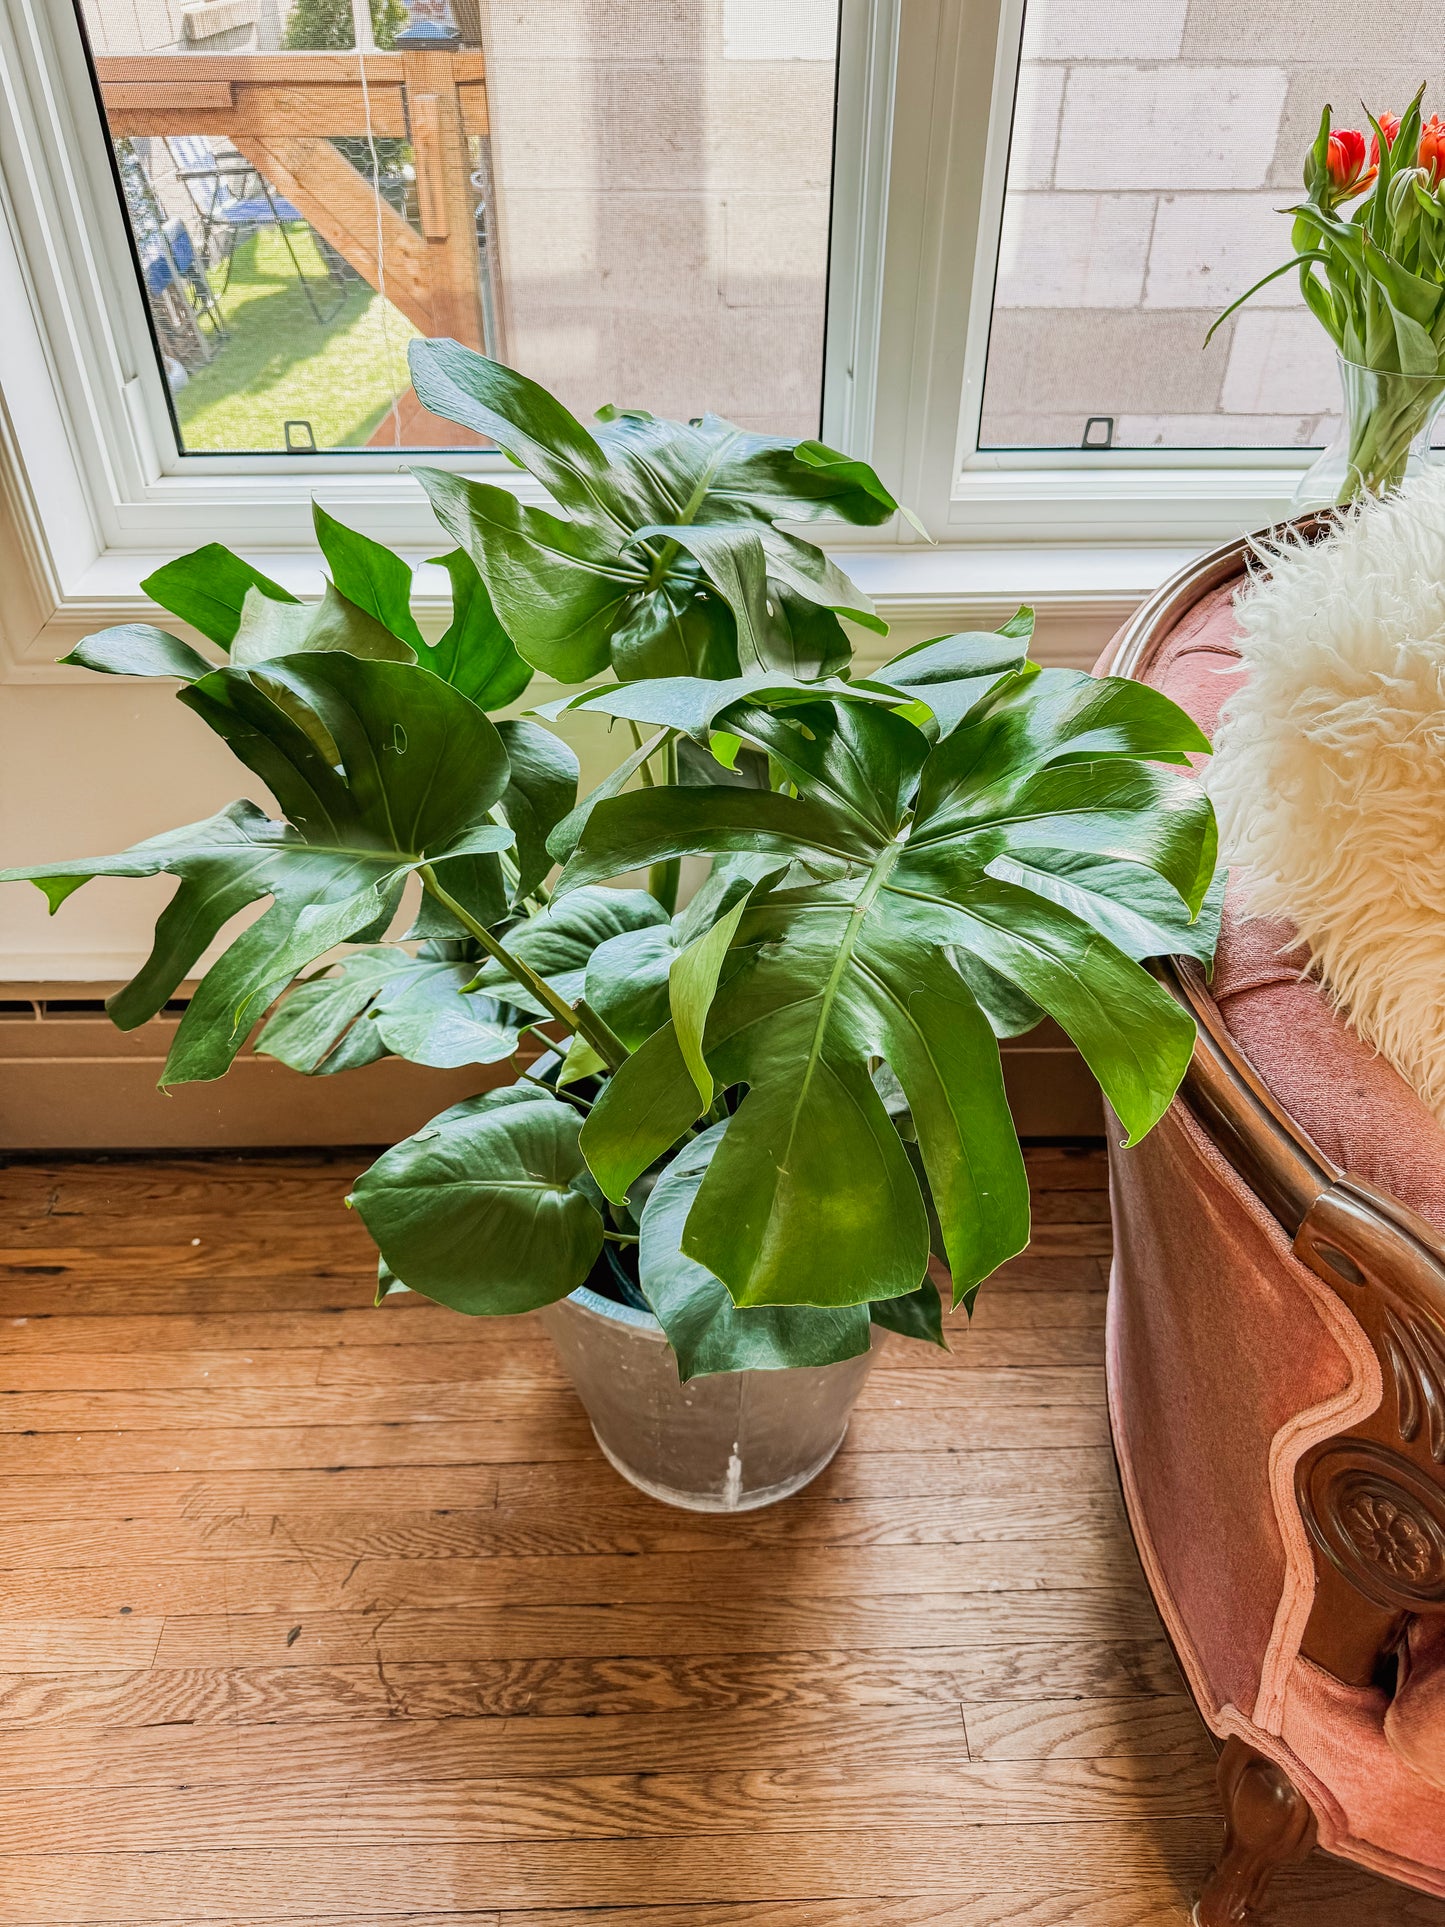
[0,0,1309,684]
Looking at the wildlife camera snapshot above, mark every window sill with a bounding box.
[2,538,1206,684]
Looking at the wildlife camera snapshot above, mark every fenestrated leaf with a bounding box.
[141,544,297,648]
[937,878,1195,1147]
[3,656,515,1084]
[567,668,1214,1307]
[425,549,533,709]
[986,849,1226,967]
[257,946,411,1073]
[312,502,427,653]
[230,583,417,668]
[638,1125,872,1380]
[349,1086,604,1316]
[546,671,896,743]
[593,406,898,535]
[370,969,520,1069]
[62,625,214,683]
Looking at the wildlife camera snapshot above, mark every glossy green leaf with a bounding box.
[257,943,520,1075]
[229,583,417,667]
[425,549,533,709]
[469,885,670,1017]
[568,669,1213,1306]
[545,726,669,867]
[141,544,297,647]
[408,339,629,528]
[638,1125,873,1380]
[669,888,751,1106]
[550,671,894,743]
[257,946,415,1073]
[312,502,427,653]
[584,922,680,1048]
[494,720,579,901]
[407,342,899,679]
[557,1034,608,1086]
[416,466,646,682]
[4,656,514,1084]
[62,625,214,683]
[869,1275,947,1349]
[868,618,1034,734]
[349,1086,604,1315]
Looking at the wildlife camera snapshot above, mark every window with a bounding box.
[2,0,1423,640]
[72,0,842,455]
[974,0,1436,453]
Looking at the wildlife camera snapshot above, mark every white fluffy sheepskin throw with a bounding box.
[1207,466,1445,1119]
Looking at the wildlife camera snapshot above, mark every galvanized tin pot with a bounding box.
[539,1285,875,1512]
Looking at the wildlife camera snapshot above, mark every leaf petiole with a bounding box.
[419,863,630,1071]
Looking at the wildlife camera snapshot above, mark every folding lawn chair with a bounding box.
[164,136,347,324]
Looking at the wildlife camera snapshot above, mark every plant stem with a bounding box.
[419,865,629,1071]
[602,1230,640,1246]
[627,720,657,788]
[648,735,681,913]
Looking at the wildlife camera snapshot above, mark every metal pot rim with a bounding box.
[562,1282,666,1341]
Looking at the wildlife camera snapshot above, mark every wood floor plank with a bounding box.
[962,1695,1211,1762]
[150,1589,1166,1668]
[0,1705,972,1789]
[0,1638,1184,1728]
[0,1756,1221,1852]
[0,1491,1125,1566]
[0,1823,1231,1916]
[0,1143,1423,1927]
[0,1542,1138,1618]
[0,1403,1110,1474]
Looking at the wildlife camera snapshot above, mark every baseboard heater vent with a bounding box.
[1,989,1101,1152]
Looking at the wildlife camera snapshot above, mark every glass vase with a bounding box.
[1295,355,1445,509]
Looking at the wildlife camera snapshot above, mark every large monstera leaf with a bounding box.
[407,339,900,684]
[1,656,516,1085]
[563,669,1216,1311]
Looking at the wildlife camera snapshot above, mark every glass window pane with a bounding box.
[74,0,840,454]
[978,0,1434,452]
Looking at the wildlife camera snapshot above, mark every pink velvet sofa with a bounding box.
[1100,532,1445,1924]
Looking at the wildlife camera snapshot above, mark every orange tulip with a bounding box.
[1420,114,1445,181]
[1326,128,1369,193]
[1370,111,1402,170]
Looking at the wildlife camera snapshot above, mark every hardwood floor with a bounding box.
[2,1145,1442,1926]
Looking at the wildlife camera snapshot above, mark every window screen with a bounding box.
[75,0,841,453]
[978,0,1433,451]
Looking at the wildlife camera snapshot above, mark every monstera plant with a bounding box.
[3,340,1220,1387]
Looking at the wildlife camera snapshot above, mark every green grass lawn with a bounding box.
[174,227,418,453]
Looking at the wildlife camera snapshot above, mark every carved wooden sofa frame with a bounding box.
[1105,529,1445,1924]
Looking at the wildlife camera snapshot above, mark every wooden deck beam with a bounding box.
[92,48,488,353]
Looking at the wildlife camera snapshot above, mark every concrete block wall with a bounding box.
[480,0,835,434]
[981,0,1437,449]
